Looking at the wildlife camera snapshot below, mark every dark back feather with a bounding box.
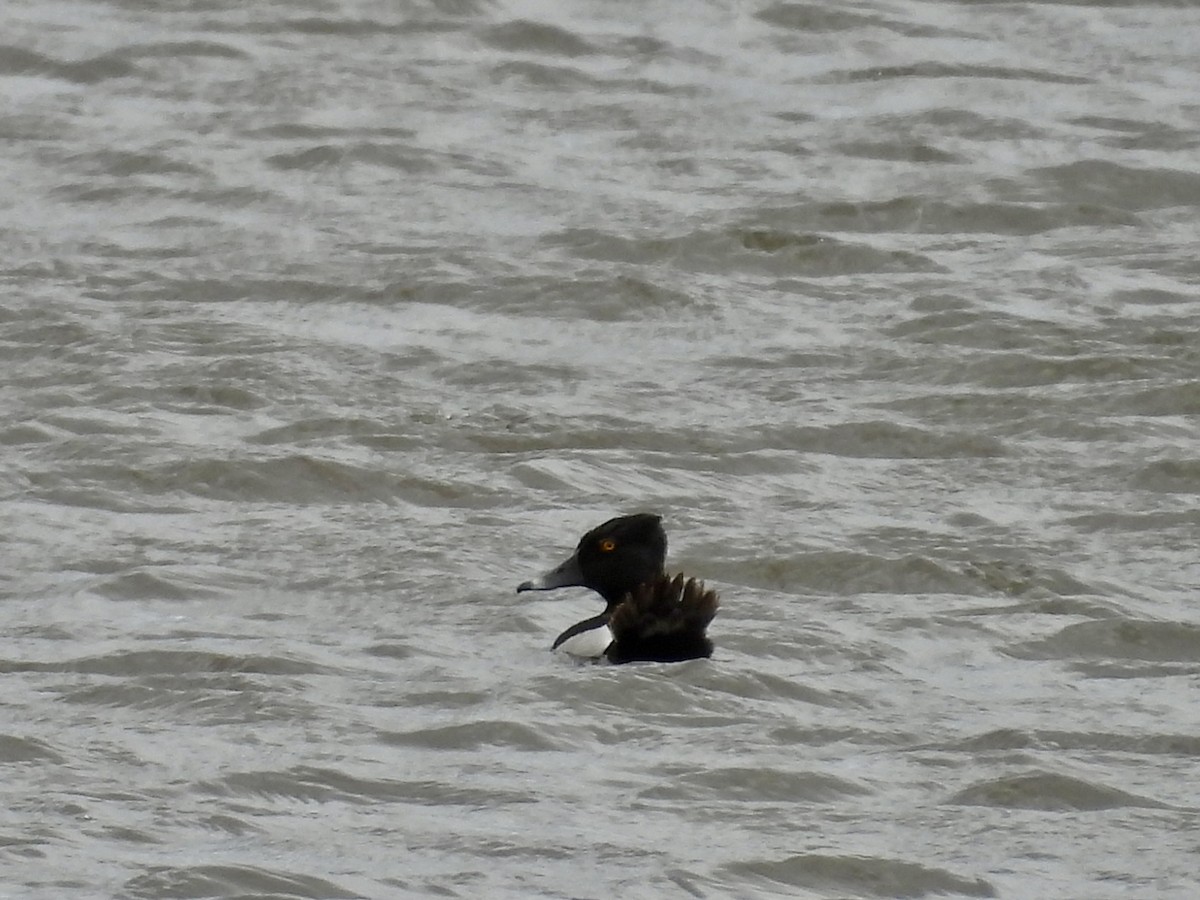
[606,573,719,664]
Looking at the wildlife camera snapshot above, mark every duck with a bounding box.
[516,513,718,663]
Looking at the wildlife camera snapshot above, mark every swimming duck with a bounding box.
[516,513,718,663]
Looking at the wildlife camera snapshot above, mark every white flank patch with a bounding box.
[555,625,613,660]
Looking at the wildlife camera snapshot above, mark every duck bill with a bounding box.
[517,552,585,593]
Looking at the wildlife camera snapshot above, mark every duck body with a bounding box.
[516,513,718,664]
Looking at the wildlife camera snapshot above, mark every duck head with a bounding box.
[516,513,667,607]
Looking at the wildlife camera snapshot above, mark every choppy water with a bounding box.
[4,0,1200,897]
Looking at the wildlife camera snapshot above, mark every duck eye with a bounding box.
[599,539,616,552]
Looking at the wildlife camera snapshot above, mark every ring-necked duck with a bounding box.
[516,513,718,663]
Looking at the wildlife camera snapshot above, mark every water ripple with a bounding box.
[950,771,1172,811]
[722,853,997,898]
[124,865,359,900]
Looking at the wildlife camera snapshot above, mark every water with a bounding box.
[3,0,1200,897]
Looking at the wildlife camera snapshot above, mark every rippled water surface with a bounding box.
[4,0,1200,897]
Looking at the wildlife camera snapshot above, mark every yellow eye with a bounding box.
[599,538,616,552]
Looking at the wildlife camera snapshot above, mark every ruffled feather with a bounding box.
[606,573,718,664]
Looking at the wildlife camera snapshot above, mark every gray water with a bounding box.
[3,0,1200,897]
